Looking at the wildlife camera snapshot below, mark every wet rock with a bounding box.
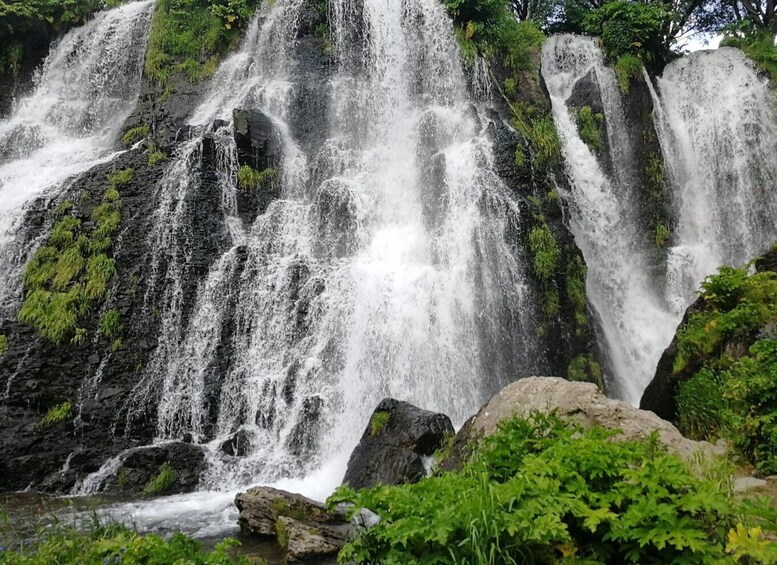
[220,429,252,457]
[103,442,205,496]
[232,108,282,171]
[567,69,604,114]
[278,516,350,562]
[313,180,359,258]
[287,395,324,456]
[236,487,343,536]
[733,476,768,493]
[443,377,724,471]
[343,398,454,490]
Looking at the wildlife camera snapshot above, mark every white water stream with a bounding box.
[542,35,777,405]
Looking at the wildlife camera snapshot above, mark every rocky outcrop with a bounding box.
[235,486,350,561]
[103,442,206,496]
[342,398,454,490]
[641,247,777,422]
[443,377,723,470]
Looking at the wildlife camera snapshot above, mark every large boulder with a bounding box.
[342,398,454,490]
[235,486,349,562]
[443,377,722,471]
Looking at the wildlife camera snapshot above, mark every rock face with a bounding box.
[641,247,777,421]
[342,398,454,490]
[443,377,722,470]
[235,486,349,562]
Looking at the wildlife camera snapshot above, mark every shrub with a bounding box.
[331,413,777,564]
[575,105,603,151]
[528,223,559,281]
[583,1,671,63]
[0,519,253,564]
[655,223,670,247]
[675,264,777,474]
[529,116,560,169]
[19,172,122,343]
[143,462,177,496]
[99,308,121,338]
[614,54,644,94]
[237,165,277,190]
[41,401,73,426]
[120,125,150,146]
[144,0,260,86]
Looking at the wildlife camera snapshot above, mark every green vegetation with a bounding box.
[614,54,643,94]
[0,0,104,76]
[566,255,589,333]
[144,0,260,86]
[574,105,603,151]
[19,169,131,344]
[568,354,603,388]
[723,30,777,79]
[41,401,73,426]
[275,518,289,548]
[99,308,121,338]
[369,411,390,436]
[0,519,252,564]
[143,462,176,496]
[148,149,166,167]
[583,1,671,62]
[237,165,277,191]
[528,116,560,169]
[654,223,670,247]
[331,413,777,564]
[120,125,151,147]
[674,264,777,474]
[0,334,7,357]
[528,223,559,281]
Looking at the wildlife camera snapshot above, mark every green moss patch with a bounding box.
[41,401,73,426]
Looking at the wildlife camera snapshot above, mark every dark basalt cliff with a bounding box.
[0,3,618,493]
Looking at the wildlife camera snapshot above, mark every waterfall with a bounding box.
[541,36,777,405]
[0,0,153,313]
[541,35,676,404]
[123,0,540,496]
[651,47,777,312]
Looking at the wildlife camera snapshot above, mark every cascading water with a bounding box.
[114,0,541,503]
[0,0,153,314]
[541,35,676,404]
[651,47,777,312]
[542,36,777,405]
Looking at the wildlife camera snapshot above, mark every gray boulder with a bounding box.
[443,377,724,470]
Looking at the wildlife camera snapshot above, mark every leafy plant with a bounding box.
[675,263,777,474]
[567,354,603,388]
[331,413,777,564]
[0,519,253,564]
[583,1,671,63]
[655,223,670,247]
[41,401,73,426]
[143,462,176,496]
